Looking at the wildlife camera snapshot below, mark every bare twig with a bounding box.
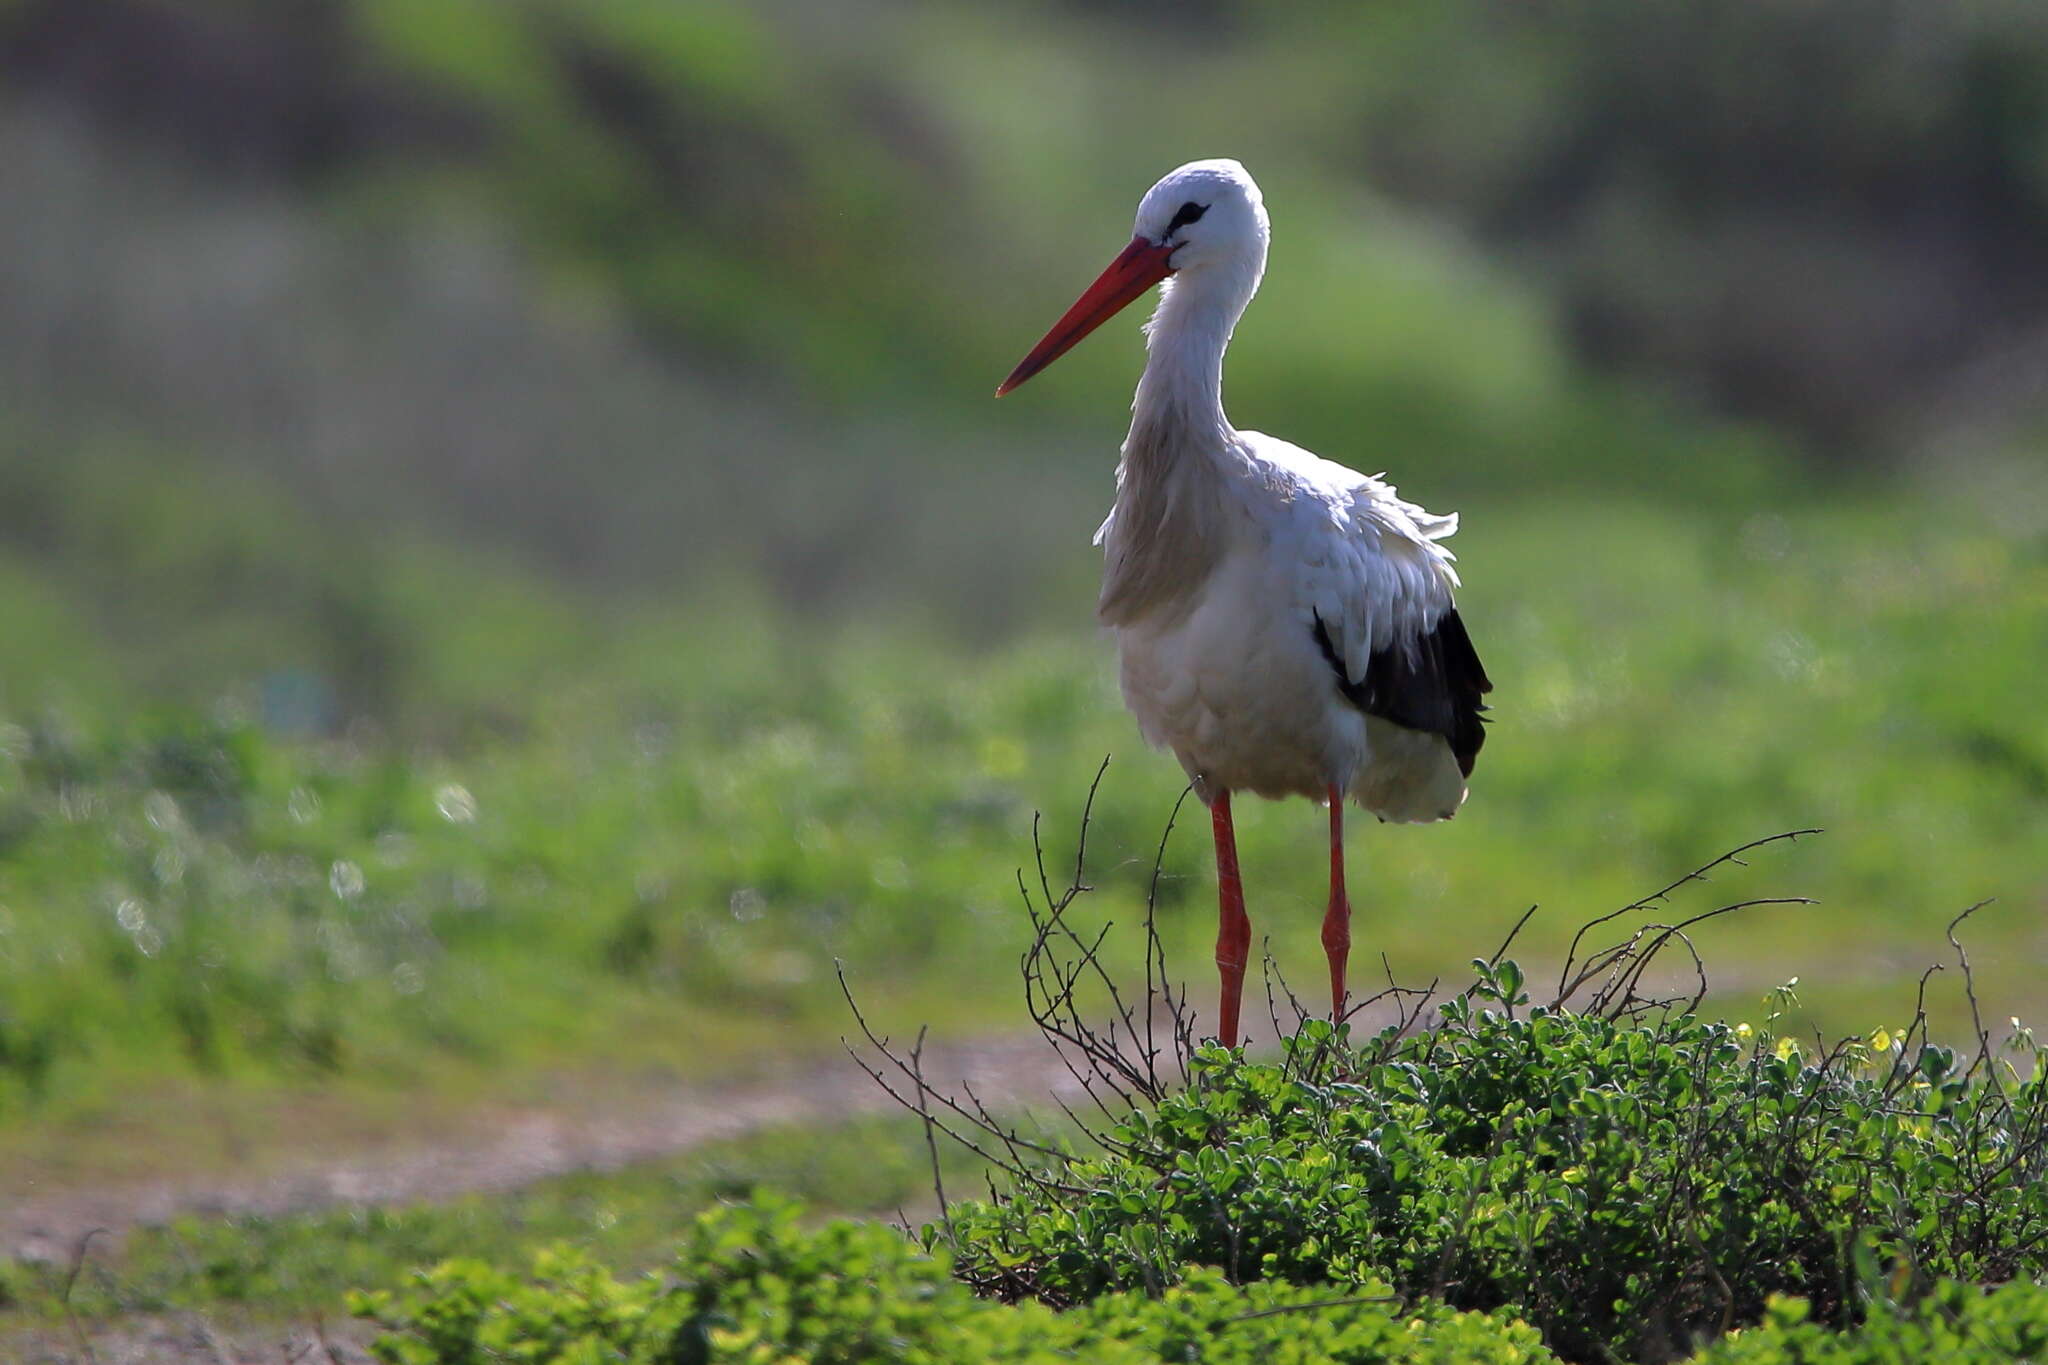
[1585,898,1815,1019]
[910,1026,954,1246]
[1144,784,1196,1093]
[59,1227,107,1365]
[1946,901,1997,1087]
[1224,1292,1400,1323]
[1487,904,1539,969]
[1555,829,1821,1002]
[837,963,1078,1175]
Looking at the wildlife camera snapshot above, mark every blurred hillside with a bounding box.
[7,0,2048,671]
[1350,1,2048,456]
[9,0,2048,463]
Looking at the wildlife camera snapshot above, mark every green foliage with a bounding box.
[1698,1282,2048,1364]
[355,0,1033,407]
[943,1001,2048,1362]
[352,1194,1557,1365]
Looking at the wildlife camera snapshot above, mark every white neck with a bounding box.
[1127,256,1260,449]
[1096,257,1263,627]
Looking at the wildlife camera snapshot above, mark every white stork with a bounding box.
[996,159,1491,1048]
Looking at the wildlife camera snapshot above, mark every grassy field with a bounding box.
[2,6,2045,1350]
[0,447,2041,1189]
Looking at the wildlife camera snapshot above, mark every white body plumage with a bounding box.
[1100,434,1467,821]
[1086,160,1478,822]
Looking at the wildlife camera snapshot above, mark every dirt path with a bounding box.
[3,1030,1121,1362]
[1,1032,1106,1267]
[0,976,1634,1263]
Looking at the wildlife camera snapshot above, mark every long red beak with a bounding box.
[996,236,1175,396]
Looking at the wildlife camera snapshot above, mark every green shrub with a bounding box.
[351,1193,1557,1364]
[942,983,2048,1363]
[1696,1281,2048,1363]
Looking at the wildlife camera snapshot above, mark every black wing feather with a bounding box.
[1312,608,1493,778]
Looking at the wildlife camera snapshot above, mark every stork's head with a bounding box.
[997,159,1268,396]
[1133,159,1268,275]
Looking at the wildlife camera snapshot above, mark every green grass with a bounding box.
[0,446,2042,1173]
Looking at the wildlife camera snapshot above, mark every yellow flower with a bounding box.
[1774,1036,1800,1062]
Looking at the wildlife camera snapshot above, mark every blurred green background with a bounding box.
[0,0,2044,1213]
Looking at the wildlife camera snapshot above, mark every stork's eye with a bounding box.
[1164,201,1207,236]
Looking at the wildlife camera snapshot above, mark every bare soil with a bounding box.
[0,1032,1099,1363]
[2,1033,1099,1264]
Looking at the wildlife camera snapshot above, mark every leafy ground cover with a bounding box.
[1699,1282,2048,1364]
[349,1198,2048,1365]
[17,976,2040,1361]
[17,789,2033,1362]
[943,1000,2047,1361]
[353,1195,1557,1365]
[344,912,2048,1365]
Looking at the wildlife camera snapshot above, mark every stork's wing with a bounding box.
[1296,478,1493,777]
[1313,606,1491,776]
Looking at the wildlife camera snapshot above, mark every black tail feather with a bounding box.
[1313,608,1493,777]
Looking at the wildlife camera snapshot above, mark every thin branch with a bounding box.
[1223,1293,1401,1323]
[910,1027,954,1248]
[59,1227,107,1365]
[1947,900,1997,1087]
[1555,829,1821,1001]
[1487,904,1539,968]
[1144,784,1195,1092]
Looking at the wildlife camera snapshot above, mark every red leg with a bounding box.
[1322,784,1352,1024]
[1211,789,1250,1048]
